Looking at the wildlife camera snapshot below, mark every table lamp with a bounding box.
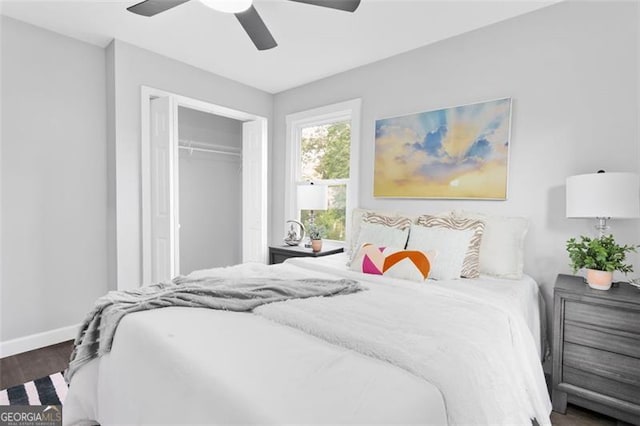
[297,182,328,247]
[566,171,640,236]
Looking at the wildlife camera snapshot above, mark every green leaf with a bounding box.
[566,234,636,274]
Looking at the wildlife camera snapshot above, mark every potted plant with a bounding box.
[566,235,637,290]
[307,223,325,253]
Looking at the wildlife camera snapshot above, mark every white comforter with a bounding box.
[64,255,551,425]
[257,256,550,425]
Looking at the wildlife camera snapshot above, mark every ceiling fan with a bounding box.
[127,0,361,51]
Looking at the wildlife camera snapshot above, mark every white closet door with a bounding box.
[242,120,268,263]
[150,96,179,282]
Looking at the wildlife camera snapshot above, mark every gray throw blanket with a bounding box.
[66,276,362,381]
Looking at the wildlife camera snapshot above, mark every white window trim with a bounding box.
[284,99,361,243]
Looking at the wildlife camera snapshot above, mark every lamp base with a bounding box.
[594,217,611,238]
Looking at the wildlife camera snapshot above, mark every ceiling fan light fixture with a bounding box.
[200,0,252,13]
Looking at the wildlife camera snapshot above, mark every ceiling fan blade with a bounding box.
[235,6,277,51]
[127,0,191,17]
[288,0,360,12]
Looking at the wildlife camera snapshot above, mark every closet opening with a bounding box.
[140,86,268,286]
[178,107,243,275]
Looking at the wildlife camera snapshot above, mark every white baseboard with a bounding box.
[0,324,79,358]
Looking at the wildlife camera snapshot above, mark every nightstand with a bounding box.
[268,244,344,265]
[552,274,640,424]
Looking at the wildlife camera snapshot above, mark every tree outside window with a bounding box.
[299,121,350,241]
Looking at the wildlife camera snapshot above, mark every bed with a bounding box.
[64,209,552,425]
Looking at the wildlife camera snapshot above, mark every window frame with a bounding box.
[284,99,361,244]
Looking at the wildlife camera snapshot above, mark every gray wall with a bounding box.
[178,107,243,148]
[271,1,640,325]
[1,17,108,340]
[107,40,273,290]
[178,108,243,274]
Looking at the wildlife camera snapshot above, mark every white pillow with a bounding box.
[452,210,528,279]
[347,213,413,265]
[352,222,410,259]
[406,225,474,280]
[347,209,400,257]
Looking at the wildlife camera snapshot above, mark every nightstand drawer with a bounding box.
[564,342,640,386]
[565,300,640,334]
[563,366,640,406]
[271,253,293,264]
[564,323,640,358]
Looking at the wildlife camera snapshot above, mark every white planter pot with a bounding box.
[586,269,613,290]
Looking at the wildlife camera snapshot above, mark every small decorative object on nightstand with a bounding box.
[566,235,637,291]
[283,220,305,246]
[268,244,343,265]
[552,274,640,424]
[307,223,325,253]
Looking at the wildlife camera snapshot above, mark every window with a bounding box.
[285,99,361,242]
[299,121,350,240]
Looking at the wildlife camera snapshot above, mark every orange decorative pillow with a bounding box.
[350,243,435,282]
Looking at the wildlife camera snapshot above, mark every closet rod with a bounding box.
[178,144,241,157]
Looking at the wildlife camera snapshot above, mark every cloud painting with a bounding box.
[374,98,512,199]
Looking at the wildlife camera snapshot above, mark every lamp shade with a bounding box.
[297,183,328,211]
[566,172,640,218]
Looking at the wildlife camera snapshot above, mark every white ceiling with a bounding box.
[0,0,558,93]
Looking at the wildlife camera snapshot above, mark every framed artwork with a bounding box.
[374,98,512,199]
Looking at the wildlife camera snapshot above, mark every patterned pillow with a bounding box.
[452,210,529,279]
[350,243,434,282]
[363,212,413,230]
[347,213,413,265]
[414,215,485,278]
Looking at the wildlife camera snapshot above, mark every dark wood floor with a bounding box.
[0,340,74,390]
[550,405,616,426]
[0,341,623,424]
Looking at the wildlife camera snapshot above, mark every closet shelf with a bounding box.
[178,139,241,157]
